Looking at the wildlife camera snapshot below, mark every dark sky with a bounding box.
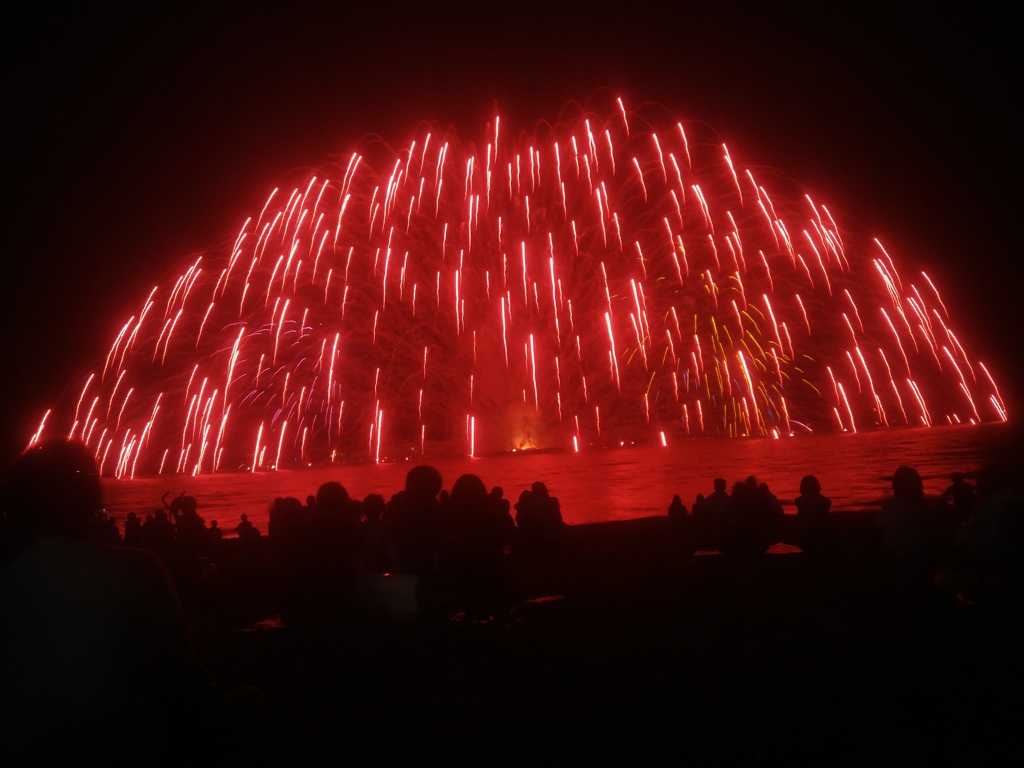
[2,2,1020,465]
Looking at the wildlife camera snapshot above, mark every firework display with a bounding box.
[31,98,1007,477]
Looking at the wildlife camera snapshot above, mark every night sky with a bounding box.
[3,3,1020,467]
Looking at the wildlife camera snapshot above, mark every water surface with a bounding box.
[103,422,1021,531]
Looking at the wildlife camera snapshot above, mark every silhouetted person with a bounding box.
[795,475,832,554]
[166,492,207,562]
[943,472,976,524]
[97,510,122,544]
[488,486,517,553]
[439,474,509,620]
[267,495,303,543]
[757,481,785,541]
[513,488,537,543]
[207,518,223,541]
[668,494,687,522]
[877,466,944,581]
[693,477,729,551]
[667,495,689,540]
[233,513,252,539]
[0,439,226,764]
[205,519,224,566]
[686,493,706,550]
[532,480,566,547]
[387,465,444,613]
[938,464,1024,606]
[142,508,175,561]
[718,477,773,557]
[123,511,143,548]
[360,493,390,574]
[230,513,263,598]
[304,481,361,622]
[266,496,308,626]
[314,481,361,564]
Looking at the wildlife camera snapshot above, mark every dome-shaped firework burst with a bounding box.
[32,98,1007,477]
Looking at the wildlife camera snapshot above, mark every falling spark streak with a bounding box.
[838,382,856,433]
[908,379,932,426]
[722,144,742,203]
[251,422,264,472]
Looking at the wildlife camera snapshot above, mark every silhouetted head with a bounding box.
[406,465,443,501]
[950,472,964,484]
[713,477,726,492]
[891,466,924,501]
[489,486,504,500]
[170,493,197,516]
[450,474,488,516]
[269,496,303,518]
[316,481,350,514]
[531,481,549,499]
[515,489,533,510]
[732,480,752,499]
[6,438,103,540]
[799,475,822,496]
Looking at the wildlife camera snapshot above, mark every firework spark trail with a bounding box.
[31,98,1008,476]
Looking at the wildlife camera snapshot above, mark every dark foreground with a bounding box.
[189,516,1023,767]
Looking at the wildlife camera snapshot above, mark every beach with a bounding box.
[189,515,1023,766]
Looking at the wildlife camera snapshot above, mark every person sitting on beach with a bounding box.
[513,488,537,541]
[123,511,143,547]
[97,509,122,544]
[943,472,976,524]
[166,492,206,555]
[718,476,774,557]
[142,508,176,560]
[231,513,263,587]
[488,486,517,554]
[877,466,944,576]
[937,464,1024,606]
[234,513,260,541]
[794,475,832,554]
[692,478,729,551]
[0,439,226,763]
[520,481,566,551]
[668,494,687,521]
[757,481,786,542]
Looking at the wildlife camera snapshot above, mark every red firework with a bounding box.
[31,97,1008,477]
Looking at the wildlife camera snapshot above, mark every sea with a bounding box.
[100,421,1022,535]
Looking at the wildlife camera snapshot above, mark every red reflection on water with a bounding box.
[103,422,1020,533]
